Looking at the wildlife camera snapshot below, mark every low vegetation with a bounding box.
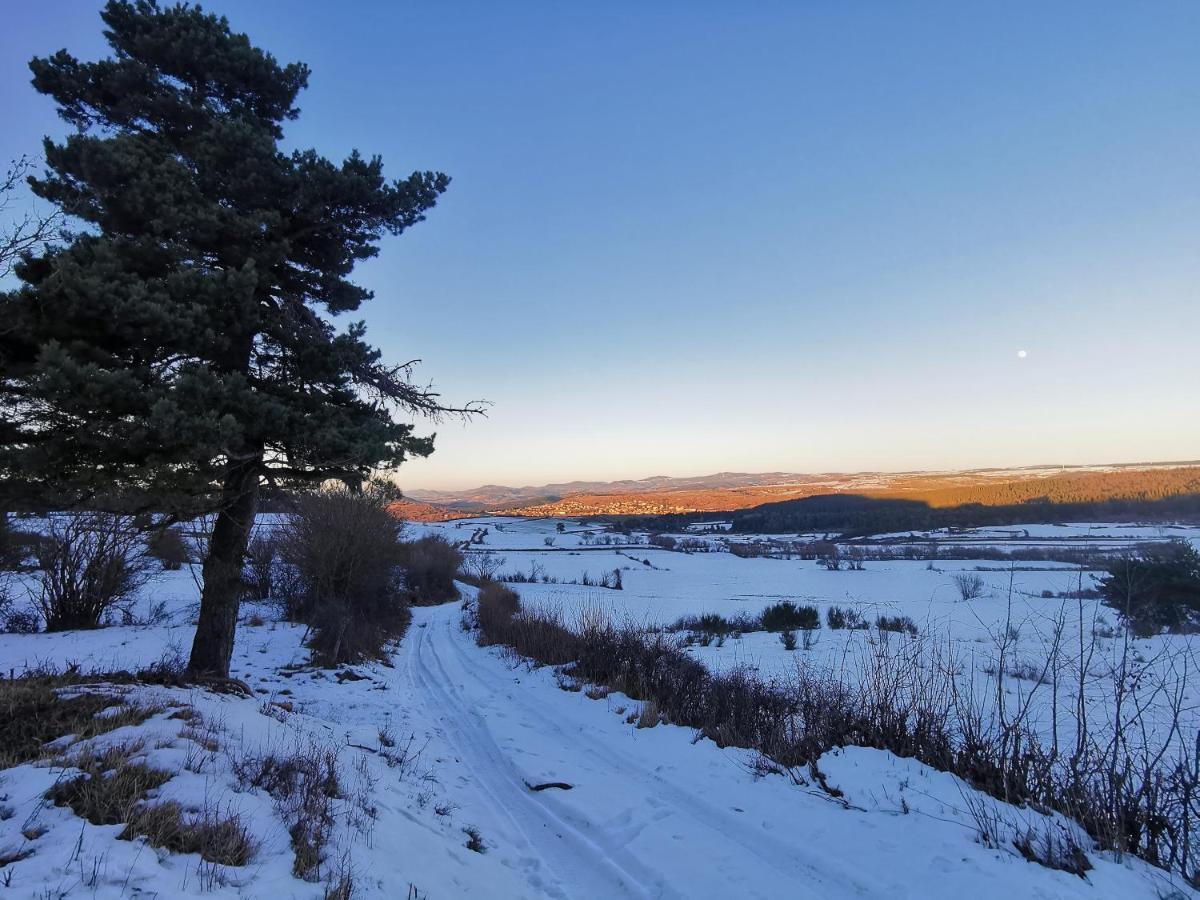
[33,514,151,631]
[472,586,1200,885]
[122,800,257,867]
[398,535,463,605]
[145,526,192,571]
[47,743,173,826]
[0,672,163,769]
[1098,539,1200,637]
[231,743,345,881]
[277,487,412,665]
[672,602,879,643]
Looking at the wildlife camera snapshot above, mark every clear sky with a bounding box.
[2,2,1197,491]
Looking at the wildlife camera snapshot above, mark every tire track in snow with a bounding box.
[411,608,886,898]
[407,618,666,899]
[436,609,888,897]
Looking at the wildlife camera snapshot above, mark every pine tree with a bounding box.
[0,1,475,678]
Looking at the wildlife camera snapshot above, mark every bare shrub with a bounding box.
[460,551,505,583]
[463,825,485,853]
[33,514,151,631]
[145,527,192,571]
[243,533,278,601]
[231,743,343,881]
[2,608,39,634]
[475,582,520,637]
[278,487,410,665]
[954,573,987,602]
[398,535,463,605]
[814,542,842,570]
[475,591,580,665]
[1013,822,1092,877]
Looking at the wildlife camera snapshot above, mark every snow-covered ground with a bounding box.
[417,517,1200,773]
[0,515,1197,897]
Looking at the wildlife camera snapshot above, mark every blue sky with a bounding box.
[2,2,1197,490]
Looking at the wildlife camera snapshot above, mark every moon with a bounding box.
[1017,349,1028,359]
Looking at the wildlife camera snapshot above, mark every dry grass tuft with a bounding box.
[46,744,172,825]
[0,674,163,769]
[121,801,256,866]
[232,744,344,881]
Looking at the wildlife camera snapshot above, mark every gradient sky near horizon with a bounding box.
[2,2,1198,491]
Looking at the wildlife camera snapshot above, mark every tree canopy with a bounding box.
[0,0,474,676]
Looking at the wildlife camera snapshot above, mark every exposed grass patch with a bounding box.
[46,744,172,826]
[121,801,256,866]
[0,673,165,769]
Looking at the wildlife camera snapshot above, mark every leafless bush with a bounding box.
[398,535,463,604]
[145,527,192,571]
[1013,821,1092,877]
[474,591,580,665]
[243,533,278,601]
[814,542,842,570]
[278,488,410,665]
[954,573,987,602]
[33,514,152,631]
[231,742,343,881]
[460,551,505,583]
[475,582,520,638]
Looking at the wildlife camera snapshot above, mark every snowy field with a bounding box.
[0,514,1196,897]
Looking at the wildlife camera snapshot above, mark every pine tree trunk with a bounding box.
[187,458,261,678]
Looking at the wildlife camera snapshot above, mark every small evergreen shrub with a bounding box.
[1098,540,1200,637]
[761,601,819,632]
[826,605,868,630]
[876,615,918,635]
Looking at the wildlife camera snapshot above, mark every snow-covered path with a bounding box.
[405,608,878,898]
[390,605,1179,900]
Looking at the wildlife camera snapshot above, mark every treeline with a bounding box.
[729,493,1200,536]
[620,490,1200,537]
[889,466,1200,509]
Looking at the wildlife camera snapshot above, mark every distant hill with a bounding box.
[386,499,465,522]
[399,461,1200,521]
[404,471,815,510]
